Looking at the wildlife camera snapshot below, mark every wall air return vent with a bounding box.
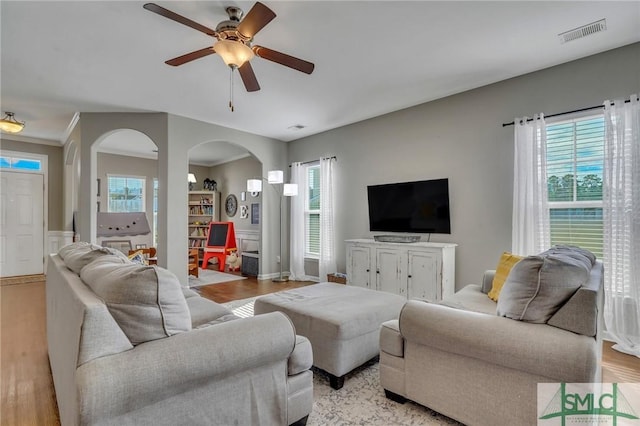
[558,19,607,44]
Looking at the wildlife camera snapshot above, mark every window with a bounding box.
[107,175,145,212]
[546,115,604,257]
[305,165,320,257]
[0,155,42,171]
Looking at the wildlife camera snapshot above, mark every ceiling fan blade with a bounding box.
[237,2,276,39]
[143,3,217,37]
[238,62,261,92]
[165,47,216,66]
[252,46,315,74]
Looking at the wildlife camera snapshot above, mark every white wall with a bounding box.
[287,42,640,289]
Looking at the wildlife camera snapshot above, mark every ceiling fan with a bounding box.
[143,2,314,106]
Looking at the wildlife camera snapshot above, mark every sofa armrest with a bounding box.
[76,312,297,422]
[399,300,599,383]
[289,335,313,375]
[380,319,403,357]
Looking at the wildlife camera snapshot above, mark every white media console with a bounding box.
[345,239,456,300]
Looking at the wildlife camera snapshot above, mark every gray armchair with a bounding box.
[379,259,604,426]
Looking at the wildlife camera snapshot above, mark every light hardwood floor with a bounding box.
[1,279,639,425]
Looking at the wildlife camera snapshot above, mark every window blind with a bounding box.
[546,116,604,256]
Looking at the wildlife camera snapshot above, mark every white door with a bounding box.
[0,172,45,277]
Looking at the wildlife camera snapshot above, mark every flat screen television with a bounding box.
[367,178,451,234]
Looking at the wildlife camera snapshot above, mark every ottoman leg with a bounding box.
[329,374,345,390]
[384,389,407,404]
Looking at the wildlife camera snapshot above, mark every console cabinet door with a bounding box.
[346,244,372,288]
[376,248,408,296]
[407,250,440,301]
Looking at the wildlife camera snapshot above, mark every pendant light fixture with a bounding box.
[0,112,25,134]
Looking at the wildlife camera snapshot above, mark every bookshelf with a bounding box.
[188,191,220,254]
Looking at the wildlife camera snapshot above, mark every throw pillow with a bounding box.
[80,258,192,345]
[63,244,129,274]
[496,252,590,323]
[487,252,524,301]
[128,249,147,265]
[58,241,101,260]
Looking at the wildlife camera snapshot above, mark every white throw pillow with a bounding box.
[80,258,192,345]
[63,244,128,274]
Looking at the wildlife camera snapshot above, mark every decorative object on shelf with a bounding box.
[203,178,217,191]
[247,170,298,282]
[251,203,259,225]
[225,194,238,217]
[240,205,248,219]
[188,173,197,191]
[0,112,25,134]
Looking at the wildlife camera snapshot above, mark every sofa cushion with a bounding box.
[487,252,523,301]
[80,257,191,345]
[440,284,497,315]
[62,243,129,274]
[496,250,591,323]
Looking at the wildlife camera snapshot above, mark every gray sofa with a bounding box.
[47,243,313,426]
[379,247,604,426]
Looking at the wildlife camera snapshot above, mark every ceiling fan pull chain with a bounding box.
[229,66,235,112]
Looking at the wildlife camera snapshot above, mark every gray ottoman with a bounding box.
[254,282,406,389]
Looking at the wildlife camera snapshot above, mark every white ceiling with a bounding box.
[2,1,639,165]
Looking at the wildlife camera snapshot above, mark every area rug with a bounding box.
[187,268,246,288]
[221,298,462,425]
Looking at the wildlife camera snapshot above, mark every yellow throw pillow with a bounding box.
[487,252,524,302]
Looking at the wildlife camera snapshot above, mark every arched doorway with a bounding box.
[95,129,159,252]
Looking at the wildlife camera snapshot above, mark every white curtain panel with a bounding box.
[319,157,337,280]
[289,162,307,281]
[603,95,640,357]
[512,114,551,256]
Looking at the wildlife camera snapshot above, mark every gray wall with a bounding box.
[287,42,640,290]
[0,138,64,230]
[209,155,261,233]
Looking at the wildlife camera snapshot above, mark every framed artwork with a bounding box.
[97,178,101,196]
[251,203,260,224]
[240,205,248,219]
[102,240,132,254]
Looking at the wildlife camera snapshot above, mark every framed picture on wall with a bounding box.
[240,205,248,219]
[251,203,259,224]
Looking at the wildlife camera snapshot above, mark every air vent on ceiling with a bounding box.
[558,19,606,44]
[288,124,306,131]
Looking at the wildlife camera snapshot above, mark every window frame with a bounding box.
[106,174,146,213]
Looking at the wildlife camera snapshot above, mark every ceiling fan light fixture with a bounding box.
[214,39,254,67]
[0,112,25,134]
